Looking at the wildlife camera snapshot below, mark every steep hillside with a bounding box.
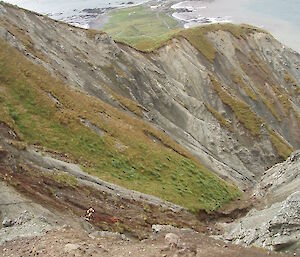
[0,38,240,212]
[1,2,299,190]
[1,2,300,256]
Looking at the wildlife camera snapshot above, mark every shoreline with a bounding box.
[169,0,300,53]
[5,0,299,53]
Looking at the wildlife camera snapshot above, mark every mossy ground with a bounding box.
[0,39,240,212]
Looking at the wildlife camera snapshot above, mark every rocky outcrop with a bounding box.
[256,151,300,204]
[222,152,300,255]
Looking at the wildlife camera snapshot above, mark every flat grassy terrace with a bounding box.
[102,6,264,61]
[102,6,180,52]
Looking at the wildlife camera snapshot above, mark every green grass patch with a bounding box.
[103,6,180,52]
[0,39,240,211]
[102,6,263,63]
[49,172,79,188]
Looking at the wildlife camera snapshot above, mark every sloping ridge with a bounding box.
[1,2,299,190]
[0,2,300,255]
[0,37,239,212]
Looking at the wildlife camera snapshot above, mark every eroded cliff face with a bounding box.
[1,2,300,189]
[223,151,300,254]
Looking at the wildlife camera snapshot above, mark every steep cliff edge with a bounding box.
[223,151,300,254]
[1,2,300,255]
[1,2,299,190]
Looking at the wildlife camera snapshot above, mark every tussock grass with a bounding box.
[0,39,240,211]
[209,74,262,137]
[231,72,257,101]
[267,127,293,161]
[205,103,233,132]
[284,71,297,87]
[259,93,281,122]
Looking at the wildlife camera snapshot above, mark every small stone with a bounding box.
[2,218,14,227]
[165,233,180,248]
[64,243,80,252]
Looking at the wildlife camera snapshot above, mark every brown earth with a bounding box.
[0,226,292,257]
[0,116,292,257]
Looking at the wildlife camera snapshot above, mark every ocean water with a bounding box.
[183,0,300,53]
[248,0,300,29]
[3,0,147,14]
[244,0,300,53]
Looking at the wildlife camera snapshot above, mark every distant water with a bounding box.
[3,0,147,14]
[3,0,300,53]
[244,0,300,53]
[3,0,149,28]
[248,0,300,29]
[178,0,300,53]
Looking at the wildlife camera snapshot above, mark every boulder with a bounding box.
[64,243,80,253]
[165,233,180,248]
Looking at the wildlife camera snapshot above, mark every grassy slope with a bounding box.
[103,6,180,52]
[0,39,240,212]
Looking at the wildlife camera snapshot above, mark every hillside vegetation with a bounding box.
[0,39,240,211]
[103,6,180,52]
[103,6,264,61]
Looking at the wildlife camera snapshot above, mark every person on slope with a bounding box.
[85,207,95,221]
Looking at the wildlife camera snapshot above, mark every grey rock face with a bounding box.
[1,2,300,190]
[222,153,300,255]
[64,243,80,253]
[224,192,300,254]
[0,181,59,245]
[256,150,300,203]
[165,233,181,248]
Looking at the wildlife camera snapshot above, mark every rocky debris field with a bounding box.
[0,225,292,257]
